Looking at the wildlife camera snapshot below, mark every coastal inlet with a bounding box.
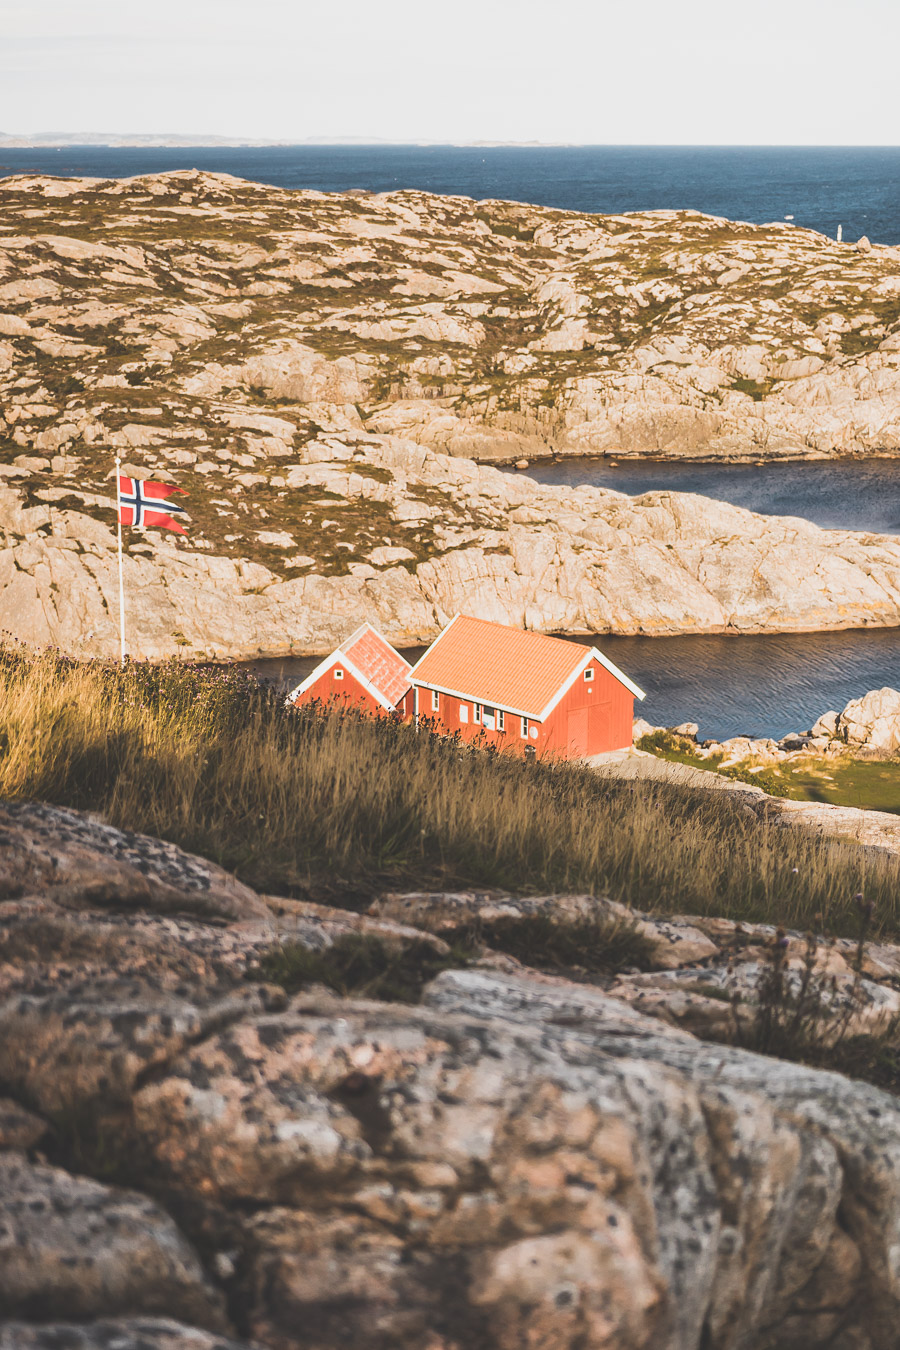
[250,627,900,746]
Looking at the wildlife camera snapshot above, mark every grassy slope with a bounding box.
[3,650,900,940]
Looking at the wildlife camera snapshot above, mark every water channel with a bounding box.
[498,456,900,535]
[252,459,900,743]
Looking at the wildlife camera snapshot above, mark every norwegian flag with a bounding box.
[118,476,188,535]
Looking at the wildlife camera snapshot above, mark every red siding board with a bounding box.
[293,667,384,715]
[543,660,634,756]
[410,657,634,759]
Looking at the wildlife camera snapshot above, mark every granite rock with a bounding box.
[1,172,900,657]
[2,801,900,1347]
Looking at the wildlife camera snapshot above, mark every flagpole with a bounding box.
[115,456,126,667]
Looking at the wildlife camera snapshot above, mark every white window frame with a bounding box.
[583,667,594,682]
[459,703,469,723]
[334,668,344,680]
[431,689,440,712]
[474,703,482,725]
[497,709,505,732]
[520,716,528,738]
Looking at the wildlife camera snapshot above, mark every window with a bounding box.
[431,689,440,712]
[334,668,344,680]
[497,709,505,732]
[520,716,528,738]
[459,704,469,723]
[474,704,482,725]
[583,667,594,681]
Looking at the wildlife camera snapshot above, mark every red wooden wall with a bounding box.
[294,665,383,715]
[401,657,634,758]
[542,660,634,756]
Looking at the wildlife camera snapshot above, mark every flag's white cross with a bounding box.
[121,480,187,527]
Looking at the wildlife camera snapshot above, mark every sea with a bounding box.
[1,143,899,244]
[4,142,900,739]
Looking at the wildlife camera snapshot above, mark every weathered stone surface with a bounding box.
[3,802,900,1347]
[812,709,840,738]
[2,172,900,657]
[426,968,900,1349]
[0,1154,225,1327]
[0,1097,46,1150]
[0,1322,253,1350]
[0,800,270,921]
[612,960,900,1040]
[836,686,900,751]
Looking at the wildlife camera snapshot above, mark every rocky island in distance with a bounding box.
[1,169,900,660]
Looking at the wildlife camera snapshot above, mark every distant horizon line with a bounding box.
[2,135,900,150]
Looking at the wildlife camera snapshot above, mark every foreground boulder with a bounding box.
[3,800,900,1347]
[836,686,900,752]
[0,1154,225,1328]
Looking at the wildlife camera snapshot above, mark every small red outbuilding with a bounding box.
[288,623,412,715]
[397,614,645,758]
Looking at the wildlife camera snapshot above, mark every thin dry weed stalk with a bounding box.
[730,896,900,1068]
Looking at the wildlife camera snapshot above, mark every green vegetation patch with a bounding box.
[255,934,467,1003]
[443,913,655,975]
[638,731,900,815]
[768,758,900,815]
[731,376,777,401]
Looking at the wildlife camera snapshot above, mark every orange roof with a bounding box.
[410,615,602,719]
[340,624,411,707]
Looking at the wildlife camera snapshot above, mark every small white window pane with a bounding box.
[459,704,469,723]
[498,710,505,731]
[584,668,594,681]
[431,689,440,711]
[334,668,344,680]
[520,717,528,738]
[474,704,482,724]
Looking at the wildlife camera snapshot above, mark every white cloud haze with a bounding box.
[1,0,898,143]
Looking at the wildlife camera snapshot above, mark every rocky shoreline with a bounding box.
[8,437,900,660]
[3,798,900,1349]
[635,686,900,768]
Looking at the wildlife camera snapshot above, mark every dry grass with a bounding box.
[3,648,900,937]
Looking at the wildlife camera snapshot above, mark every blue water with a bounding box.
[501,457,900,536]
[1,144,899,244]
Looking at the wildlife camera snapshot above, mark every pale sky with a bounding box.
[1,0,898,145]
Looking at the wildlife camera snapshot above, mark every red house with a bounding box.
[288,623,412,715]
[397,614,645,758]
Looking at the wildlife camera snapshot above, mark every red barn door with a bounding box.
[566,707,590,756]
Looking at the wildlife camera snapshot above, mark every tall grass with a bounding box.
[2,648,900,937]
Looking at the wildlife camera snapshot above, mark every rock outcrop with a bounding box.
[7,428,900,659]
[636,686,900,763]
[833,686,900,752]
[4,799,900,1348]
[2,170,900,657]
